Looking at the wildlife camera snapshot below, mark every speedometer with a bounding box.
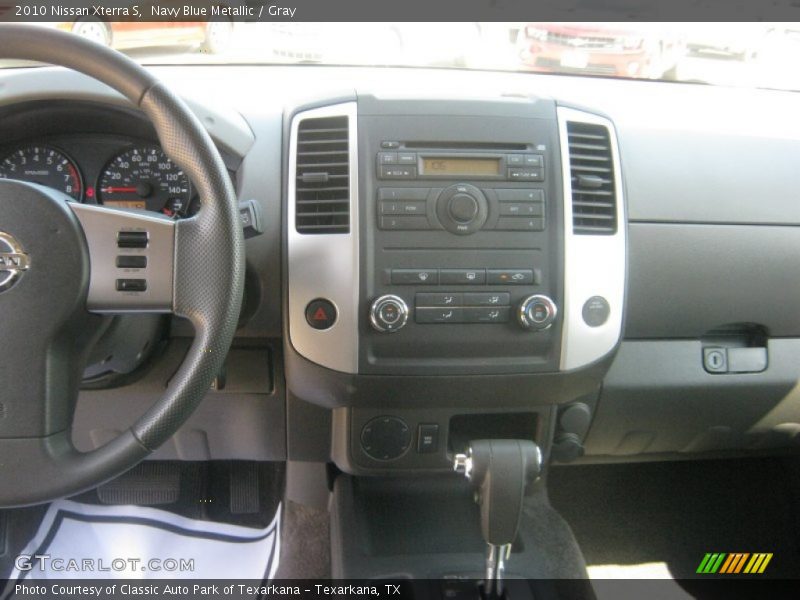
[98,146,193,217]
[0,145,83,201]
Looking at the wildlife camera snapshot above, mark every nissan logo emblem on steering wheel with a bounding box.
[0,231,30,293]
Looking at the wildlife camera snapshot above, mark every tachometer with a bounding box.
[0,145,83,201]
[98,146,192,217]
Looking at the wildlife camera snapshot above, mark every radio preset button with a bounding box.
[391,269,439,285]
[499,203,543,217]
[416,292,463,307]
[378,187,430,201]
[380,216,430,230]
[496,217,545,231]
[495,189,545,202]
[381,201,427,215]
[487,269,534,285]
[439,268,486,285]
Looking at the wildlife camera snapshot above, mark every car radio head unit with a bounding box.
[378,147,545,183]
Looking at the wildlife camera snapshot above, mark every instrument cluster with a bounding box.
[0,135,197,218]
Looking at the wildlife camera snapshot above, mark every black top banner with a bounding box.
[2,0,800,22]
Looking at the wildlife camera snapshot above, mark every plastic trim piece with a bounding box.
[557,106,626,370]
[287,103,360,373]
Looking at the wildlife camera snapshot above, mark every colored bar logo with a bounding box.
[697,553,773,574]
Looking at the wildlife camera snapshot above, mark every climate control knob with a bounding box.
[518,294,557,331]
[369,295,409,333]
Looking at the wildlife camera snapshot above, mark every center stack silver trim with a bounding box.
[287,102,360,373]
[557,106,627,371]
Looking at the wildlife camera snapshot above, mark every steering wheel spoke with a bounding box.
[69,203,176,314]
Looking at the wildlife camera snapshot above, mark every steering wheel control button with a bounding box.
[436,183,489,235]
[518,294,557,330]
[582,295,611,327]
[487,269,534,285]
[305,299,337,330]
[391,268,439,285]
[116,255,147,269]
[116,279,147,292]
[703,348,728,373]
[361,416,412,461]
[417,424,440,454]
[0,231,29,293]
[439,268,486,285]
[370,295,409,332]
[116,230,148,248]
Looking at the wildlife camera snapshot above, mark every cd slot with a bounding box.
[403,141,528,151]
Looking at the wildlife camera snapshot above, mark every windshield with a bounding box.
[3,22,800,91]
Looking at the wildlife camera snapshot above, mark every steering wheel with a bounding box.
[0,26,245,506]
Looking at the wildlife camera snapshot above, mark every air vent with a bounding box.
[566,121,617,234]
[295,115,350,234]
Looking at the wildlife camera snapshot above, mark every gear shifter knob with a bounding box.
[455,439,541,546]
[453,439,542,599]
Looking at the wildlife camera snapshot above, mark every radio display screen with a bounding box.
[421,157,502,177]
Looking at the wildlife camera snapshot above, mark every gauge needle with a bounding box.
[102,187,138,193]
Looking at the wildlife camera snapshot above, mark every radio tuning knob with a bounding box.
[518,295,557,331]
[370,295,409,333]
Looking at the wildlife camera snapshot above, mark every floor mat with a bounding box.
[2,499,280,588]
[548,457,800,582]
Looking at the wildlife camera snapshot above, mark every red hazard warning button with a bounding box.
[305,299,337,330]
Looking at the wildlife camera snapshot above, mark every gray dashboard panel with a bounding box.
[0,67,255,158]
[626,222,800,338]
[621,129,800,225]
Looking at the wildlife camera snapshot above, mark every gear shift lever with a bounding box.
[453,439,542,599]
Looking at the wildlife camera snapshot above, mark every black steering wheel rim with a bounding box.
[0,25,245,507]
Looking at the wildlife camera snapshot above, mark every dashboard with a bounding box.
[0,105,201,218]
[2,64,800,476]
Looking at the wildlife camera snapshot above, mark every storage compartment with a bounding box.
[584,339,800,458]
[448,412,538,453]
[626,223,800,339]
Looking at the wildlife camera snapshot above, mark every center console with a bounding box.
[284,93,626,475]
